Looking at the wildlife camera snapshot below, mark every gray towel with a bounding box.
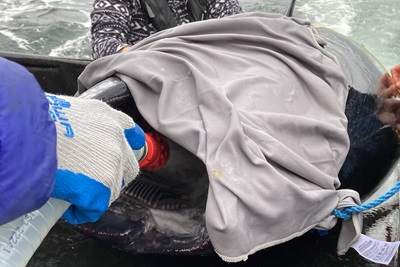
[78,12,362,262]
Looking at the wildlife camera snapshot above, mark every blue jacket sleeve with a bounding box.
[0,57,57,224]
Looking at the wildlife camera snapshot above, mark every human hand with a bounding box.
[377,98,400,131]
[390,64,400,83]
[47,94,145,224]
[120,45,132,53]
[376,64,400,98]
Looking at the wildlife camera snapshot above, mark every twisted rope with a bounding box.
[332,181,400,220]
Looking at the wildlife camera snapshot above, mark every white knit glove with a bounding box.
[47,94,145,224]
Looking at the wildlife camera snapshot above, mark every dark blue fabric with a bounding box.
[339,86,399,197]
[0,57,57,224]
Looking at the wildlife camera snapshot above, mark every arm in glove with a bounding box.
[47,94,145,224]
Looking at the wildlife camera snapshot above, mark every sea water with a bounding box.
[0,0,398,69]
[0,0,92,59]
[0,0,399,266]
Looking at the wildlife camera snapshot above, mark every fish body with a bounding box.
[66,25,399,257]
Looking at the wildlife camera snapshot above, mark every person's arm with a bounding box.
[373,64,400,130]
[91,0,133,59]
[47,93,146,224]
[207,0,243,19]
[0,57,57,224]
[346,85,400,142]
[338,124,398,197]
[345,86,382,141]
[339,66,400,196]
[376,64,400,98]
[346,64,400,136]
[0,57,146,225]
[339,88,400,197]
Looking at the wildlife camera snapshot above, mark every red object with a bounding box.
[139,132,170,171]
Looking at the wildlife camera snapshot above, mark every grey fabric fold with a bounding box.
[78,12,362,262]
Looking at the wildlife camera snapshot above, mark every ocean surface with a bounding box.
[0,0,399,266]
[0,0,398,69]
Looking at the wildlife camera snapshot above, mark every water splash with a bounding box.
[0,0,92,58]
[295,0,399,70]
[49,32,92,59]
[296,0,356,36]
[0,29,32,50]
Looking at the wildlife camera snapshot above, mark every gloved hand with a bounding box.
[47,93,145,224]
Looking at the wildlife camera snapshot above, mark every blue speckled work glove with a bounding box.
[47,94,145,224]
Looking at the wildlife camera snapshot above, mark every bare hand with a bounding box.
[120,45,132,53]
[377,98,400,131]
[376,64,400,98]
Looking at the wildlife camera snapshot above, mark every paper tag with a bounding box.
[351,234,400,265]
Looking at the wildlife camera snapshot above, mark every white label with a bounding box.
[351,234,400,265]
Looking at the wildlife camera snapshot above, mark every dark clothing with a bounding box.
[0,57,57,224]
[345,86,383,142]
[340,87,399,196]
[91,0,243,59]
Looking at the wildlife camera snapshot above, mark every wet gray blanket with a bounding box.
[77,12,362,262]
